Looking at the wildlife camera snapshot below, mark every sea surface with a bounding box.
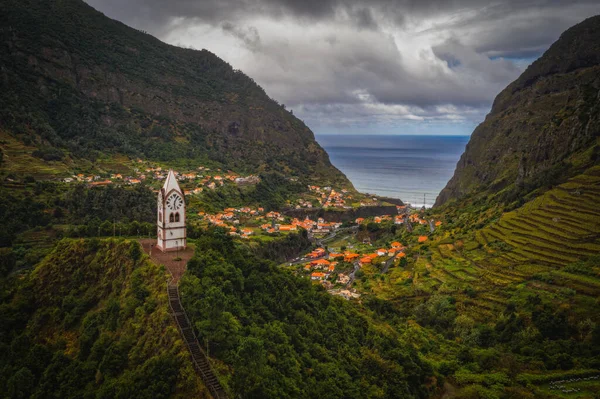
[315,135,470,207]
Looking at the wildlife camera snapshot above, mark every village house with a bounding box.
[308,248,326,259]
[344,252,360,262]
[311,259,330,269]
[337,274,350,285]
[89,180,112,187]
[311,272,326,281]
[359,256,373,265]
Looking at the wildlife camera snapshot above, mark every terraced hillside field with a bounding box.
[361,167,600,397]
[377,167,600,323]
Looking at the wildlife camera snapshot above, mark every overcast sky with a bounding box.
[86,0,600,135]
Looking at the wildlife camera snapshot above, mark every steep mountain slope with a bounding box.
[0,0,348,185]
[395,167,600,397]
[0,239,208,398]
[435,15,600,207]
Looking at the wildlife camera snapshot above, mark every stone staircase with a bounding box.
[168,284,228,399]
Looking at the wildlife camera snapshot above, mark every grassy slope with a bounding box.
[354,166,600,397]
[0,239,207,398]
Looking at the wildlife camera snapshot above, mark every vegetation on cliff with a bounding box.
[436,15,600,207]
[0,239,206,398]
[0,0,348,186]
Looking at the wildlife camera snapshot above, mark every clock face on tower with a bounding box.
[166,193,183,211]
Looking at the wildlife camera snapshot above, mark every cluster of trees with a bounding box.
[251,229,312,262]
[0,239,202,398]
[0,187,52,247]
[62,184,156,224]
[180,228,434,398]
[365,283,600,397]
[0,181,156,247]
[196,172,305,212]
[62,220,155,239]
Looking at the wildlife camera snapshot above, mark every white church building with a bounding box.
[156,170,186,252]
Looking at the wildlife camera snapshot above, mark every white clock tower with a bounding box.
[156,170,186,252]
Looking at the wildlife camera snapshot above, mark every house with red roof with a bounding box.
[311,259,331,269]
[311,272,326,280]
[359,256,372,265]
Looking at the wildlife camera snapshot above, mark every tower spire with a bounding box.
[156,169,187,252]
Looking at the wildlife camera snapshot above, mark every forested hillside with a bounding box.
[0,239,207,398]
[179,228,434,398]
[0,0,348,185]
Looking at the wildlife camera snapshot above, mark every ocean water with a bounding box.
[316,135,470,207]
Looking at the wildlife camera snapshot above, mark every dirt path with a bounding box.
[139,239,195,284]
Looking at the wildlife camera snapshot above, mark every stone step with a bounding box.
[167,283,228,398]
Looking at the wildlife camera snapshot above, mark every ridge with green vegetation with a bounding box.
[0,0,349,186]
[0,238,208,398]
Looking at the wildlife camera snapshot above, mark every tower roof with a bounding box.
[162,170,182,195]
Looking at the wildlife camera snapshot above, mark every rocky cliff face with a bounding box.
[0,0,349,185]
[435,16,600,207]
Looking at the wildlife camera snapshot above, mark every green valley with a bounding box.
[1,1,600,399]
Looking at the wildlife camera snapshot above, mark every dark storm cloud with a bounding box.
[86,0,600,129]
[221,22,262,52]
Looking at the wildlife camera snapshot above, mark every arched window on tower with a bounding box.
[175,213,180,222]
[169,213,174,223]
[159,212,162,222]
